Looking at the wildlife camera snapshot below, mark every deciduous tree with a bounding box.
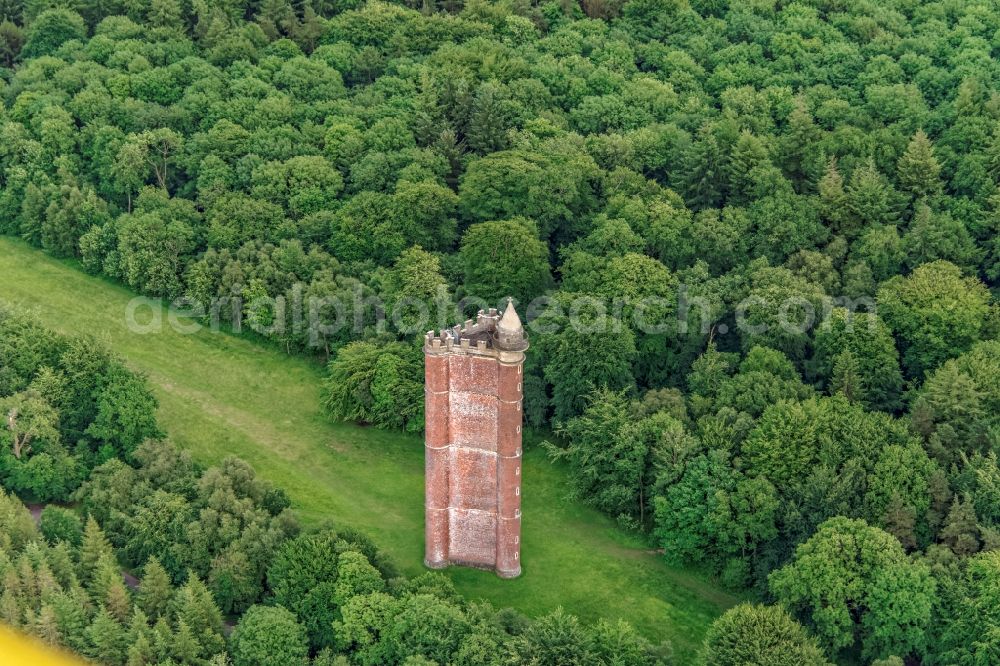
[230,604,309,666]
[769,517,936,660]
[701,603,830,666]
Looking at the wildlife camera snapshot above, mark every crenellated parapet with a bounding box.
[424,303,527,358]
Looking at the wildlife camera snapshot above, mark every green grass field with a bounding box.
[0,236,737,657]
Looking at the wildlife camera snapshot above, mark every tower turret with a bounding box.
[494,298,528,351]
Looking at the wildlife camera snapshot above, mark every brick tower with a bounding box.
[424,299,527,578]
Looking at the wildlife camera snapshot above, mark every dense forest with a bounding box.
[0,0,999,663]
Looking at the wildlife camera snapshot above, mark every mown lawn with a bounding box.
[0,236,737,658]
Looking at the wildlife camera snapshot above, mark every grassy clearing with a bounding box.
[0,236,737,657]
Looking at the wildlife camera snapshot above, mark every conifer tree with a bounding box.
[151,615,174,663]
[47,542,77,590]
[77,0,129,28]
[847,159,899,228]
[147,0,184,32]
[33,604,62,646]
[815,309,904,412]
[0,20,23,69]
[941,496,980,557]
[292,6,324,52]
[257,0,296,39]
[126,607,151,647]
[882,493,917,551]
[79,516,114,586]
[0,550,10,584]
[818,158,849,235]
[17,556,37,609]
[466,82,512,155]
[902,203,981,272]
[986,131,1000,184]
[90,552,123,608]
[171,573,225,657]
[781,98,824,190]
[830,350,863,404]
[86,608,128,666]
[137,556,172,621]
[0,589,20,627]
[410,71,447,147]
[49,589,89,653]
[34,559,60,600]
[726,130,772,205]
[126,633,155,666]
[3,558,22,595]
[19,181,49,246]
[173,618,203,664]
[105,575,131,624]
[897,130,942,201]
[680,124,726,209]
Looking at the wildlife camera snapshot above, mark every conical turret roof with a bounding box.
[494,298,528,351]
[497,298,523,334]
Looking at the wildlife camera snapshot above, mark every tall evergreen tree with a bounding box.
[940,496,980,557]
[726,130,772,205]
[85,608,128,666]
[137,557,172,621]
[829,350,863,404]
[171,573,225,658]
[780,98,824,191]
[680,124,726,209]
[818,158,850,235]
[847,160,899,228]
[79,517,114,588]
[466,82,513,155]
[897,130,942,201]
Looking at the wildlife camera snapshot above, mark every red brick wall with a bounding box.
[495,358,522,577]
[424,353,450,569]
[424,346,523,578]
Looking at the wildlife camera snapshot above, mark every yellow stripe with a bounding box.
[0,625,86,665]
